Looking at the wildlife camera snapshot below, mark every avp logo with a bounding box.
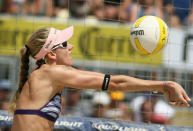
[130,30,144,36]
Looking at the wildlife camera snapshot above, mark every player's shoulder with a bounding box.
[41,65,77,76]
[48,65,75,72]
[28,65,55,77]
[29,65,76,79]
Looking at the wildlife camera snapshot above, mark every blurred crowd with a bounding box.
[59,88,175,125]
[0,0,193,27]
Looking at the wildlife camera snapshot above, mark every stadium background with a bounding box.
[0,0,193,130]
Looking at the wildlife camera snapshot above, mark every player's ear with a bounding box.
[46,51,56,61]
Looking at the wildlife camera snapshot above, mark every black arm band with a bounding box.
[102,74,111,91]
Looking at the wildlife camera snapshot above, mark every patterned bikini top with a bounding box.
[14,93,61,122]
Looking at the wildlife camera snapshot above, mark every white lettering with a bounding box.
[92,123,148,131]
[104,78,109,88]
[0,115,13,121]
[55,121,83,127]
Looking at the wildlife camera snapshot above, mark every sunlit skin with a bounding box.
[12,42,191,131]
[54,43,74,66]
[45,43,74,66]
[11,44,74,131]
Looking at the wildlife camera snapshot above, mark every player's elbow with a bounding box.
[108,75,126,91]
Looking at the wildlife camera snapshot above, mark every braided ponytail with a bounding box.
[8,27,50,114]
[35,59,45,69]
[8,47,30,113]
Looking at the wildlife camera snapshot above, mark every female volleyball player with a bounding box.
[9,26,191,131]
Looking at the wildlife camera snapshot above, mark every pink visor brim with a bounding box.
[34,26,74,60]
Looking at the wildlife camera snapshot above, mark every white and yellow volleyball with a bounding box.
[130,15,169,55]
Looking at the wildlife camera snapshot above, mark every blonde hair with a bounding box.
[8,27,50,113]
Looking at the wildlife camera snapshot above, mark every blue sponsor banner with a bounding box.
[0,110,192,131]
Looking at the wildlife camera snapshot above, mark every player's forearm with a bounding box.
[109,75,164,92]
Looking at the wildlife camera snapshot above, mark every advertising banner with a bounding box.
[0,111,193,131]
[0,17,162,65]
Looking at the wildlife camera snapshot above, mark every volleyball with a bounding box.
[130,15,169,55]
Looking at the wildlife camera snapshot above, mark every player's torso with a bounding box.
[11,114,54,131]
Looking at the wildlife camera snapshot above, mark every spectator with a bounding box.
[64,88,92,117]
[92,91,110,118]
[138,0,163,19]
[103,0,121,21]
[88,0,122,21]
[0,80,11,101]
[22,0,53,16]
[140,98,168,124]
[88,0,104,20]
[22,0,36,15]
[130,94,175,124]
[35,0,53,16]
[0,98,9,110]
[140,100,153,123]
[163,1,182,28]
[0,0,2,12]
[69,0,90,18]
[169,14,182,29]
[0,80,11,110]
[0,0,6,13]
[1,0,20,14]
[105,91,133,121]
[172,0,191,25]
[163,1,175,24]
[53,0,69,18]
[119,0,139,23]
